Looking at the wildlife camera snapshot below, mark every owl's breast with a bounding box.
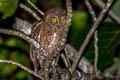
[39,26,64,53]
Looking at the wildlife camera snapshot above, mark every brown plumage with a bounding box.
[30,8,67,73]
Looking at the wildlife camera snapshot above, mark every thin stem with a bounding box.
[64,47,71,68]
[64,0,73,38]
[65,44,94,74]
[85,0,97,21]
[71,0,114,73]
[60,53,69,68]
[65,44,103,79]
[85,0,99,73]
[27,0,44,15]
[94,31,99,72]
[66,0,72,24]
[20,3,41,20]
[95,0,120,25]
[0,59,44,80]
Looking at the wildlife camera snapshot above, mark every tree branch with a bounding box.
[0,59,44,80]
[65,44,103,79]
[94,31,99,72]
[85,0,97,21]
[20,3,41,20]
[65,44,94,74]
[95,0,120,25]
[64,0,73,38]
[71,0,114,73]
[85,0,99,75]
[26,0,44,15]
[0,28,40,48]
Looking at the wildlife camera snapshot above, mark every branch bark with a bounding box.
[20,3,41,20]
[95,0,120,25]
[94,31,99,73]
[85,0,99,75]
[27,0,44,15]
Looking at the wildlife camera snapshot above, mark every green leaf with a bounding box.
[0,0,18,19]
[84,22,120,71]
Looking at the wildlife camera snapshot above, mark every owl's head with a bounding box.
[43,8,67,27]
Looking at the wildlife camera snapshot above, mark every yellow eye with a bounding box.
[52,18,57,23]
[61,19,66,24]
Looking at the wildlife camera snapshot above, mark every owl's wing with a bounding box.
[30,20,48,71]
[31,20,43,42]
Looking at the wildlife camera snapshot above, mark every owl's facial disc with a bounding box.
[43,8,67,27]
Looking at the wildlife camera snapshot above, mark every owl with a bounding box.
[30,8,67,73]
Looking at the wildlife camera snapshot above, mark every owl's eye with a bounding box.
[61,19,66,24]
[51,18,57,23]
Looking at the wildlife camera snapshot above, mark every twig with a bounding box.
[60,53,70,68]
[71,0,114,73]
[64,47,71,68]
[60,0,73,69]
[85,0,99,73]
[0,59,44,80]
[65,44,94,74]
[95,0,120,25]
[94,31,99,72]
[66,0,72,24]
[0,28,40,48]
[20,3,41,20]
[85,0,97,21]
[64,0,73,38]
[27,0,44,15]
[65,44,103,79]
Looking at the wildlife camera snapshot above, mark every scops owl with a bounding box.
[30,8,67,72]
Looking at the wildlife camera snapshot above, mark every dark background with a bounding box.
[0,0,120,80]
